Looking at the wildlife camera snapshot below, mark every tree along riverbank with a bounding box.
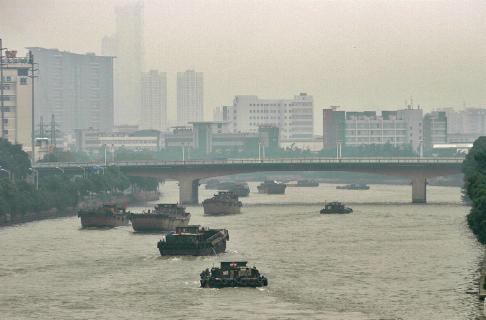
[0,139,159,227]
[0,190,159,227]
[464,137,486,243]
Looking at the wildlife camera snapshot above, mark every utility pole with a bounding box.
[0,38,6,140]
[50,114,56,147]
[28,51,38,163]
[39,116,44,138]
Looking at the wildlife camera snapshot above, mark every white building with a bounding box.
[224,93,313,141]
[75,128,160,153]
[102,2,143,126]
[1,51,32,152]
[177,69,203,125]
[344,108,423,152]
[141,70,167,130]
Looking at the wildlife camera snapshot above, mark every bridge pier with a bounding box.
[178,177,200,204]
[411,176,427,203]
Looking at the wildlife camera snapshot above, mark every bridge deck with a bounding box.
[34,157,464,169]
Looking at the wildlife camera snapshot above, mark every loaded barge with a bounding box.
[129,203,190,232]
[78,204,130,228]
[157,225,229,256]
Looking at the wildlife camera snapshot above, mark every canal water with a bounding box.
[0,182,482,319]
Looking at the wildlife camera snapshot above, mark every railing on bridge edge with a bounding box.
[34,157,465,169]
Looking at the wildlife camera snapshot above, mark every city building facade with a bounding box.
[439,107,486,143]
[0,50,32,151]
[322,107,424,153]
[28,47,114,136]
[165,122,280,155]
[177,69,204,125]
[102,1,143,126]
[223,93,313,142]
[141,70,167,131]
[75,128,160,153]
[322,107,345,149]
[423,111,447,152]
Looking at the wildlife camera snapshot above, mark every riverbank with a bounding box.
[0,190,160,227]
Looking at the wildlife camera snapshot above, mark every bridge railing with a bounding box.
[34,157,464,169]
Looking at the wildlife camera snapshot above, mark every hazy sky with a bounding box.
[1,0,485,130]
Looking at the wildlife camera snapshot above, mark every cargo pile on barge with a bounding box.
[78,204,130,228]
[129,203,190,232]
[203,192,242,215]
[157,225,229,256]
[200,261,268,288]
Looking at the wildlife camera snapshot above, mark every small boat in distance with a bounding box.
[336,183,370,190]
[129,203,190,232]
[205,180,250,197]
[157,225,229,256]
[203,192,242,215]
[257,180,286,194]
[320,202,353,214]
[200,261,268,288]
[78,204,130,228]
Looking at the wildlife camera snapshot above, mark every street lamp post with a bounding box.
[28,51,38,163]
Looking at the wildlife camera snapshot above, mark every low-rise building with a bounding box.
[322,107,424,153]
[75,128,161,153]
[221,93,313,141]
[165,122,280,155]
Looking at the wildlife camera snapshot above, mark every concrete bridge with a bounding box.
[34,157,464,204]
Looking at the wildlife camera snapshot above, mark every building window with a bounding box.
[20,78,28,85]
[17,68,29,76]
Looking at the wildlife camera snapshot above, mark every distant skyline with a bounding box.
[1,0,485,132]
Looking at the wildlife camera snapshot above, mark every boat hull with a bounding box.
[257,185,286,194]
[157,235,227,256]
[203,202,241,215]
[200,277,268,288]
[320,208,353,214]
[130,215,190,232]
[79,214,130,228]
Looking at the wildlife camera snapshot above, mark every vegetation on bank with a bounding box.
[0,139,158,218]
[464,137,486,243]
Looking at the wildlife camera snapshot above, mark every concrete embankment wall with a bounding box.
[0,191,160,227]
